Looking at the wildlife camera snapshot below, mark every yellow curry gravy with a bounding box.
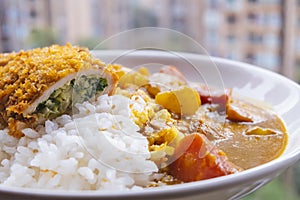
[190,97,288,170]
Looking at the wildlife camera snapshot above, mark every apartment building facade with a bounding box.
[0,0,298,80]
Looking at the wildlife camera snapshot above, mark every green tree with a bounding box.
[242,174,299,200]
[77,37,102,50]
[26,27,59,49]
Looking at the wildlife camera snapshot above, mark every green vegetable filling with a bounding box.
[34,75,108,119]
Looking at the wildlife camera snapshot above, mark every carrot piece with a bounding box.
[168,133,240,182]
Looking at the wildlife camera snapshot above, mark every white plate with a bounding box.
[1,50,300,200]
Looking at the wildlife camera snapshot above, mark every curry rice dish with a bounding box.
[0,44,287,190]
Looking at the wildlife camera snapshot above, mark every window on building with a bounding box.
[208,0,218,9]
[227,51,240,60]
[248,0,258,3]
[205,29,218,46]
[30,9,37,18]
[264,13,281,28]
[227,35,237,44]
[227,14,237,24]
[248,32,263,43]
[256,53,279,70]
[264,0,281,3]
[204,11,220,27]
[226,0,242,10]
[247,12,258,23]
[246,53,256,63]
[264,34,280,47]
[226,0,235,6]
[172,17,186,33]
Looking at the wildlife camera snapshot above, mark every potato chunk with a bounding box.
[155,86,201,116]
[245,127,278,136]
[118,67,149,88]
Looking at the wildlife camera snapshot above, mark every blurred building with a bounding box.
[0,0,299,80]
[282,0,297,79]
[0,0,133,50]
[0,0,52,52]
[203,0,283,72]
[48,0,130,44]
[48,0,93,43]
[154,0,204,43]
[296,1,300,65]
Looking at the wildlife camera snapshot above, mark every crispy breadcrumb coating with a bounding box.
[0,44,109,137]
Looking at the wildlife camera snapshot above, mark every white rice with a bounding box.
[0,94,158,190]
